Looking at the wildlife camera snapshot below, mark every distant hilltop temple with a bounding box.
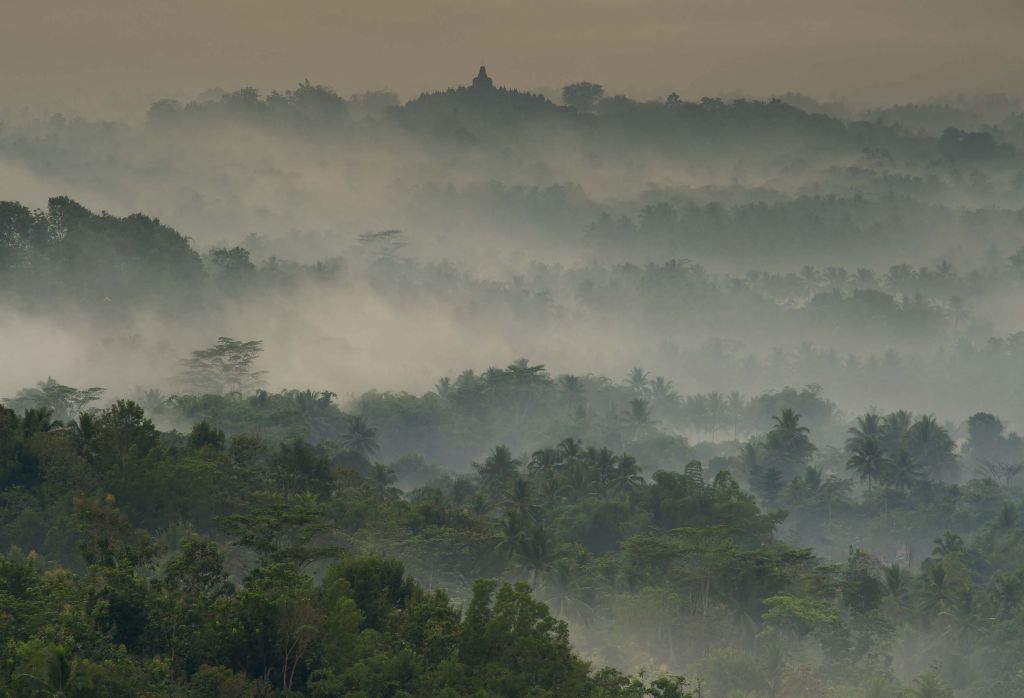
[471,66,494,90]
[400,64,553,118]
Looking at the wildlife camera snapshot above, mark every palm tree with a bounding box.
[70,411,97,451]
[906,414,958,480]
[771,408,809,439]
[505,478,538,520]
[881,410,913,453]
[475,445,522,500]
[609,453,644,494]
[559,460,592,503]
[726,391,745,440]
[650,376,680,417]
[755,467,784,505]
[845,413,883,453]
[945,586,981,651]
[705,391,728,442]
[819,474,852,523]
[883,563,909,608]
[932,531,965,558]
[990,571,1024,619]
[885,449,923,492]
[20,407,58,435]
[993,501,1019,530]
[623,398,653,441]
[936,259,955,279]
[846,437,889,492]
[587,447,618,497]
[293,389,338,441]
[626,367,650,395]
[542,558,594,624]
[495,510,526,562]
[522,524,555,586]
[135,388,168,416]
[341,415,379,457]
[801,465,823,493]
[527,448,561,500]
[11,644,79,697]
[763,408,816,476]
[559,374,585,408]
[503,359,550,427]
[947,295,968,334]
[557,437,582,462]
[369,463,397,492]
[505,358,550,387]
[917,562,950,616]
[739,441,762,479]
[685,393,709,439]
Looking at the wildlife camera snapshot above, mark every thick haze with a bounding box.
[7,6,1024,694]
[3,0,1024,115]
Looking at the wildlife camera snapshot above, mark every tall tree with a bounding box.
[178,337,266,394]
[341,415,380,458]
[762,408,816,478]
[846,437,890,492]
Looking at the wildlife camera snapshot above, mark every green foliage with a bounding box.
[3,380,1024,695]
[178,337,267,395]
[3,378,104,423]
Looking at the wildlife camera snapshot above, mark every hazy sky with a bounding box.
[3,0,1024,111]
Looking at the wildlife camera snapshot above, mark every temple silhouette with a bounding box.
[471,66,494,91]
[398,65,563,132]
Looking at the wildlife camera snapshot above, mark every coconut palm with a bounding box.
[883,563,910,608]
[705,391,728,442]
[559,374,586,407]
[885,449,923,492]
[542,558,595,625]
[932,531,965,558]
[505,477,538,521]
[623,398,653,441]
[906,414,958,480]
[369,463,397,492]
[917,562,950,616]
[650,376,680,417]
[726,391,745,440]
[881,410,913,453]
[739,441,762,479]
[846,437,890,492]
[626,367,650,395]
[846,413,883,453]
[990,571,1024,619]
[476,445,522,500]
[682,393,707,438]
[609,453,644,494]
[522,524,555,586]
[341,415,380,457]
[495,510,526,562]
[763,408,816,477]
[947,294,968,333]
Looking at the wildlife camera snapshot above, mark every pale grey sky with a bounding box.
[2,0,1023,110]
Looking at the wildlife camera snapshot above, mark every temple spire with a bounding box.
[471,66,494,90]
